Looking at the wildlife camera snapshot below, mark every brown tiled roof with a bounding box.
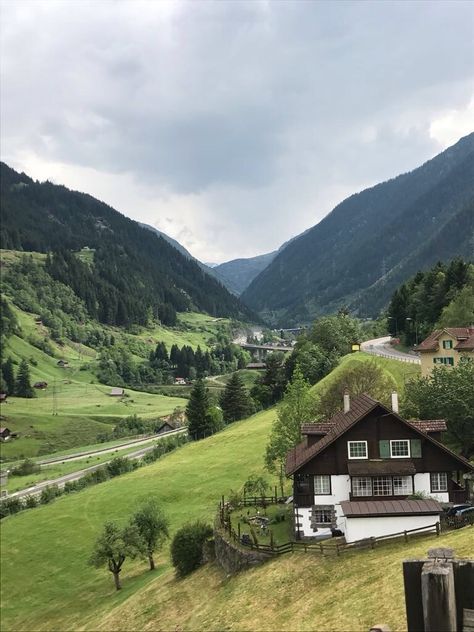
[455,332,474,350]
[286,393,379,475]
[348,461,416,476]
[409,420,447,433]
[416,327,474,352]
[301,422,336,435]
[340,499,442,518]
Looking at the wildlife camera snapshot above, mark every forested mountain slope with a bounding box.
[242,133,474,325]
[213,251,277,295]
[0,163,256,326]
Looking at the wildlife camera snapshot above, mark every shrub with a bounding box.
[0,496,23,518]
[24,495,38,508]
[40,485,61,504]
[106,457,134,477]
[170,522,213,577]
[11,458,41,476]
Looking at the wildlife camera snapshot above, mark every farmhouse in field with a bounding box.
[174,377,186,385]
[57,359,69,368]
[286,392,472,543]
[33,381,48,389]
[0,427,12,441]
[109,387,125,397]
[416,326,474,377]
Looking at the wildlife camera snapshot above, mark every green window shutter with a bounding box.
[379,440,390,458]
[411,439,422,458]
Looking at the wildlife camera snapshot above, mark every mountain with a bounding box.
[213,251,277,295]
[0,162,257,326]
[241,133,474,325]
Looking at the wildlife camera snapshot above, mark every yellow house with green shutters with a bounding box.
[416,327,474,377]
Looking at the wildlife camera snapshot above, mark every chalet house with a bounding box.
[57,360,69,368]
[174,377,186,385]
[416,327,474,377]
[0,427,12,442]
[109,387,124,397]
[286,392,472,544]
[156,419,182,434]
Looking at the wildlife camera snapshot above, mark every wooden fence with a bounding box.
[216,496,466,558]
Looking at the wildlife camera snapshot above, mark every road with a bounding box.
[7,428,187,499]
[361,336,420,364]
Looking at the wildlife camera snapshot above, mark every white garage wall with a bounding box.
[344,514,439,543]
[414,473,449,503]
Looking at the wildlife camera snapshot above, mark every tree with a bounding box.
[170,522,213,577]
[1,357,15,395]
[219,372,253,423]
[251,353,287,409]
[402,362,474,458]
[318,360,396,418]
[186,378,211,440]
[15,359,34,398]
[438,278,474,328]
[131,499,169,570]
[310,314,362,357]
[265,366,318,494]
[243,474,269,498]
[89,522,141,590]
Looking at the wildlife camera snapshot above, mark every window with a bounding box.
[295,474,310,494]
[390,440,410,458]
[373,476,392,496]
[314,475,331,495]
[431,472,448,492]
[352,477,372,497]
[433,357,454,366]
[442,340,453,349]
[312,506,334,524]
[348,441,368,459]
[393,476,413,495]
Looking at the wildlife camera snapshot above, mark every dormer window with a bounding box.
[347,440,368,459]
[390,439,410,458]
[442,340,453,349]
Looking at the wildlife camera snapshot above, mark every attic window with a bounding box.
[442,340,453,349]
[348,441,368,459]
[390,440,410,458]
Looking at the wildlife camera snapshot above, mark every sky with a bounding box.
[1,1,473,264]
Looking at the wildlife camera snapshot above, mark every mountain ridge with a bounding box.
[241,133,474,324]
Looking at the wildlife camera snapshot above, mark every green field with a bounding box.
[0,408,278,631]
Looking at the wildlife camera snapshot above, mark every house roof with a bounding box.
[286,393,379,475]
[0,427,10,433]
[286,393,473,476]
[302,418,448,437]
[408,420,447,433]
[347,461,416,476]
[341,499,442,518]
[416,327,474,352]
[110,387,124,395]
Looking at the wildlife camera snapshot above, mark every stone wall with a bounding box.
[214,529,271,575]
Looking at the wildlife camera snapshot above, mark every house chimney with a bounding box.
[391,391,399,414]
[343,389,350,413]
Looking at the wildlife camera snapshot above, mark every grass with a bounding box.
[0,408,278,632]
[215,368,263,389]
[95,528,473,632]
[311,351,420,397]
[229,503,293,546]
[1,329,187,461]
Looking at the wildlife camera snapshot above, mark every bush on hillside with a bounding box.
[11,458,41,477]
[170,522,213,577]
[40,485,61,504]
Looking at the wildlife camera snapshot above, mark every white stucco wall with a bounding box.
[344,514,439,543]
[296,476,351,538]
[414,473,449,503]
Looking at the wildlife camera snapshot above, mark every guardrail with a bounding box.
[362,348,420,364]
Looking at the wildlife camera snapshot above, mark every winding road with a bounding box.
[361,336,420,364]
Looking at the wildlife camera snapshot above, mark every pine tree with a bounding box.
[219,372,252,423]
[15,359,35,398]
[186,378,211,440]
[2,357,15,395]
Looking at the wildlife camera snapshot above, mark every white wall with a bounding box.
[344,514,439,543]
[414,473,449,503]
[295,475,350,538]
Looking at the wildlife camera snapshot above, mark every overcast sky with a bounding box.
[1,1,473,263]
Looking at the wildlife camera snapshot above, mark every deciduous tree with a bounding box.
[131,499,169,571]
[89,522,141,590]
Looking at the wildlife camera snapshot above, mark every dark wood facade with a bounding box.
[294,405,470,506]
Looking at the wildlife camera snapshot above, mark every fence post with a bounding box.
[403,560,425,632]
[319,542,324,555]
[275,485,277,503]
[421,560,457,631]
[238,522,241,541]
[404,530,408,543]
[436,522,440,537]
[371,537,376,550]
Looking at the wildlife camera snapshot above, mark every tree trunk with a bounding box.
[148,554,155,571]
[113,571,121,590]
